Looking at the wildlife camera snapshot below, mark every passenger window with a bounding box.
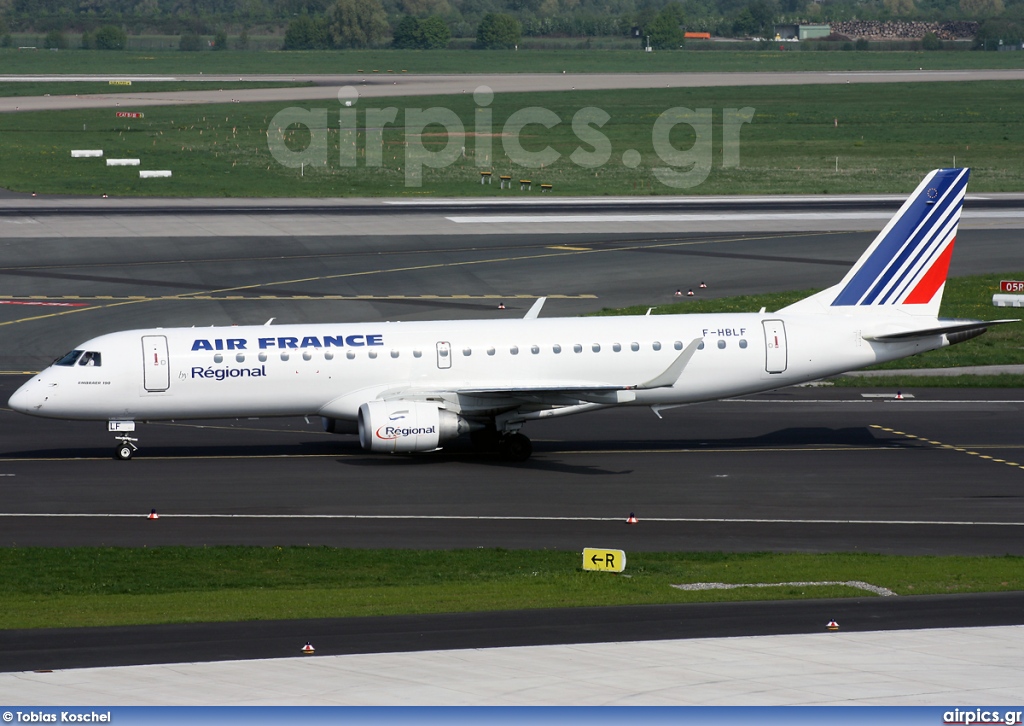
[325,351,334,360]
[78,351,102,367]
[652,342,662,351]
[236,353,246,363]
[487,347,495,356]
[674,341,683,350]
[214,354,224,363]
[302,351,312,361]
[739,339,748,349]
[531,345,539,354]
[630,343,639,352]
[391,350,400,358]
[697,342,705,350]
[258,352,268,362]
[573,344,582,353]
[612,343,621,352]
[369,351,378,359]
[510,346,519,355]
[717,340,726,349]
[553,344,561,354]
[55,350,83,366]
[280,352,289,361]
[463,348,472,356]
[346,351,355,360]
[413,350,422,358]
[592,344,601,353]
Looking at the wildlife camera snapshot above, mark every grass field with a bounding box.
[0,80,313,97]
[1,547,1020,629]
[1,48,1022,76]
[1,81,1023,197]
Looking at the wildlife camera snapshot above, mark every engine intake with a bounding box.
[358,400,469,453]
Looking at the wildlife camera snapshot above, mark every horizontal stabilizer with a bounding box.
[864,318,1018,341]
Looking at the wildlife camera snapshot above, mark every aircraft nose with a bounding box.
[7,377,47,414]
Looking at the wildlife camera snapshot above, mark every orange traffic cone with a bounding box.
[674,289,682,297]
[827,619,839,631]
[497,302,505,310]
[699,281,707,289]
[302,641,315,654]
[147,509,159,520]
[627,512,638,524]
[686,289,694,297]
[895,391,904,400]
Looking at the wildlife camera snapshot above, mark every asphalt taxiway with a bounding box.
[3,69,1024,114]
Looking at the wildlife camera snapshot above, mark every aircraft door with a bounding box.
[436,341,451,369]
[142,335,170,391]
[762,320,788,374]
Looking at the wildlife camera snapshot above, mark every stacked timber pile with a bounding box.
[829,20,978,40]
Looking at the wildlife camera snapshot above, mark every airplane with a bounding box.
[7,168,1014,462]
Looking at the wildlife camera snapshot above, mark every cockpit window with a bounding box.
[78,351,102,367]
[54,350,83,366]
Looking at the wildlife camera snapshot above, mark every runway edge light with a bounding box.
[147,509,159,520]
[302,642,315,654]
[827,619,840,631]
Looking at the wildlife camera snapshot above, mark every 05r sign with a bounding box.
[1000,280,1024,293]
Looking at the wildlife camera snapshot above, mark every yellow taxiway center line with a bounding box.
[871,424,1024,472]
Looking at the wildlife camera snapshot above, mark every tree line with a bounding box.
[2,0,1020,48]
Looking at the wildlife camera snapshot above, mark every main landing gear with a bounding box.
[470,425,532,462]
[498,433,532,462]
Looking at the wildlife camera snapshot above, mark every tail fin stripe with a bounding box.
[861,174,966,305]
[883,213,959,305]
[830,168,968,307]
[903,236,956,305]
[876,201,961,305]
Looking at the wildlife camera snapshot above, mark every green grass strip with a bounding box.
[3,80,1024,197]
[0,547,1020,629]
[1,48,1023,76]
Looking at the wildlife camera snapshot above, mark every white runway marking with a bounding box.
[1,513,1021,526]
[671,580,898,596]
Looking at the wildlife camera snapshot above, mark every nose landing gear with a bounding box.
[114,434,139,460]
[109,421,139,460]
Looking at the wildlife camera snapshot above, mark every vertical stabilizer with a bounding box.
[781,168,969,318]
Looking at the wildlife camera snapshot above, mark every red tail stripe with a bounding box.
[904,238,955,305]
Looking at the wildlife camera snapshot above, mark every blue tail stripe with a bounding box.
[874,192,962,305]
[831,169,967,307]
[863,174,966,305]
[882,206,959,304]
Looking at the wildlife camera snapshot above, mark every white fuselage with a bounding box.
[8,311,942,423]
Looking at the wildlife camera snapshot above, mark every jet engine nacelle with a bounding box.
[358,400,468,453]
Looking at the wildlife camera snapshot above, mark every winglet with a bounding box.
[524,297,547,319]
[637,338,702,389]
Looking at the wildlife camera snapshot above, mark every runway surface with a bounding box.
[3,379,1024,555]
[3,69,1024,114]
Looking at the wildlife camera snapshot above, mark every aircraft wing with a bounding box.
[388,339,704,406]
